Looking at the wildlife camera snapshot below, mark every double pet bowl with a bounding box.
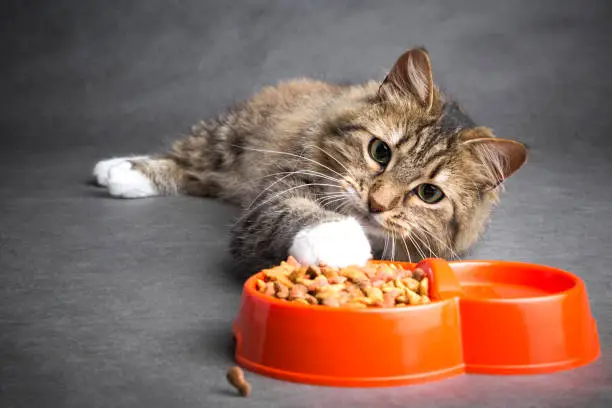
[231,259,601,387]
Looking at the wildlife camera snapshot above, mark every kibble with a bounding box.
[256,256,432,308]
[226,366,251,397]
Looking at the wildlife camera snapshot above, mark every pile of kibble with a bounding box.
[255,256,431,308]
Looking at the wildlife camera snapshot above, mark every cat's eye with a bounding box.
[415,183,444,204]
[368,138,392,166]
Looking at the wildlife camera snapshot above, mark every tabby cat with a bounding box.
[92,48,527,272]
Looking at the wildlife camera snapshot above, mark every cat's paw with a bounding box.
[289,217,372,268]
[93,156,147,187]
[105,161,158,198]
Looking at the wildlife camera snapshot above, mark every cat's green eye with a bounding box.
[415,183,444,204]
[368,138,392,166]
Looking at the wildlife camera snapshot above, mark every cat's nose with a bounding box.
[368,197,387,214]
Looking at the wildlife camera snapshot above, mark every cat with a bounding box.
[92,47,527,273]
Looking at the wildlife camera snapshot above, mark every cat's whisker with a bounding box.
[401,222,435,260]
[390,217,452,259]
[399,235,413,264]
[327,200,348,211]
[387,219,429,261]
[258,169,345,185]
[316,196,342,206]
[391,230,397,262]
[314,191,348,199]
[314,192,349,206]
[318,196,347,209]
[245,172,296,210]
[235,182,344,225]
[411,223,461,261]
[408,234,437,259]
[407,231,430,261]
[253,169,344,193]
[231,145,348,182]
[382,232,390,260]
[307,144,357,180]
[423,236,436,259]
[246,169,346,211]
[426,235,435,258]
[419,228,459,261]
[319,194,347,203]
[339,201,354,216]
[331,199,350,214]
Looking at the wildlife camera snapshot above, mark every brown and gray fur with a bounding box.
[94,48,528,272]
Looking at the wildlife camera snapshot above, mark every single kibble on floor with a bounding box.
[226,366,251,397]
[258,258,431,308]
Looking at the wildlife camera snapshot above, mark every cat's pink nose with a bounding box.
[368,197,387,214]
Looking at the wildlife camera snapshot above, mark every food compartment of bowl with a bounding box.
[231,260,466,387]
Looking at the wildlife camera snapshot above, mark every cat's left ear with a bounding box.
[378,47,435,111]
[460,127,528,188]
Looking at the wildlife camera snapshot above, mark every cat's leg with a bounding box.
[230,194,373,271]
[92,119,243,199]
[92,155,184,198]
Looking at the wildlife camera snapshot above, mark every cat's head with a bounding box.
[319,48,528,260]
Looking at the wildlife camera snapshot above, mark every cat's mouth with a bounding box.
[342,182,407,237]
[355,213,390,238]
[342,185,387,235]
[352,205,410,238]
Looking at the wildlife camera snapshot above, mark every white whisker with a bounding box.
[406,231,428,261]
[318,196,347,209]
[382,232,390,260]
[332,199,351,214]
[246,169,346,210]
[408,234,431,259]
[412,224,461,261]
[308,144,357,180]
[258,169,344,185]
[404,224,434,260]
[391,230,396,262]
[245,172,295,210]
[399,235,412,264]
[235,182,343,225]
[231,145,348,181]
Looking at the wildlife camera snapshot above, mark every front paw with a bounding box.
[289,217,372,268]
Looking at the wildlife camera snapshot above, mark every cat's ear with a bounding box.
[460,127,528,188]
[378,47,435,111]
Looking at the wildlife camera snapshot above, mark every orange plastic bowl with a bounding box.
[231,259,600,387]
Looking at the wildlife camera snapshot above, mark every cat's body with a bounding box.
[93,48,527,273]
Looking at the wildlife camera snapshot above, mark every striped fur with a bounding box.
[93,48,527,272]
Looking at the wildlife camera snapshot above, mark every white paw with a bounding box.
[93,156,148,187]
[106,161,158,198]
[289,217,372,268]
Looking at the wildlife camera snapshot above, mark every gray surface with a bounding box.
[1,1,611,407]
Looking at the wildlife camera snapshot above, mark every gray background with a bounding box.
[1,1,611,407]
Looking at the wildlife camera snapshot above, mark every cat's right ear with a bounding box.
[378,47,435,111]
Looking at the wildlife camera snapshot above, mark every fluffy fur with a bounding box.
[92,48,528,272]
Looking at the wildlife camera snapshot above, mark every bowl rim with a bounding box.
[447,259,582,303]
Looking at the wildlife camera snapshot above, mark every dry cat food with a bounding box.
[226,366,251,397]
[256,256,431,308]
